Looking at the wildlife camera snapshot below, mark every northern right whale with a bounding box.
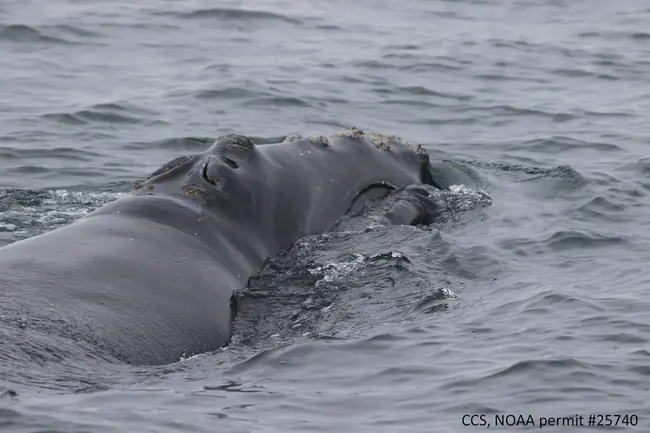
[0,129,443,365]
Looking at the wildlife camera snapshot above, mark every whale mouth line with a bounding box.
[346,181,399,215]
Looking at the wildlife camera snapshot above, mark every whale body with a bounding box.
[0,129,442,365]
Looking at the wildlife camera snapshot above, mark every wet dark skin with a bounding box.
[0,130,443,365]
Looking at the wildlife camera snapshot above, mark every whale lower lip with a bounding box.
[346,182,398,214]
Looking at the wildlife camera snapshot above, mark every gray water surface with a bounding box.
[1,0,649,432]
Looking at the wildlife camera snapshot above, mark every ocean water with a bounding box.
[1,0,650,431]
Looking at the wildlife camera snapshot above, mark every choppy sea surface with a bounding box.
[2,0,650,431]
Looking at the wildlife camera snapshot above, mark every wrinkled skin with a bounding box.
[0,131,442,365]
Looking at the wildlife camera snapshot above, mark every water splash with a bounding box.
[0,188,122,245]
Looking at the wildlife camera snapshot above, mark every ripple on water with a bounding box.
[0,24,72,45]
[401,60,466,73]
[388,85,473,101]
[242,96,311,108]
[0,146,103,162]
[41,102,164,126]
[154,7,302,25]
[511,136,624,154]
[440,357,600,394]
[194,87,267,101]
[522,290,606,315]
[490,289,606,319]
[572,195,627,223]
[500,229,630,256]
[544,229,629,251]
[579,29,650,42]
[0,23,103,46]
[621,157,650,177]
[551,68,620,81]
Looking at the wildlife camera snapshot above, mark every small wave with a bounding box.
[573,196,626,222]
[194,87,267,100]
[0,146,103,162]
[0,24,71,45]
[551,68,619,81]
[385,44,419,51]
[311,23,343,31]
[402,60,465,73]
[630,32,650,40]
[0,23,100,46]
[435,105,574,122]
[44,24,102,38]
[491,105,576,122]
[499,226,629,255]
[579,30,650,42]
[39,113,87,125]
[43,110,138,125]
[489,38,538,50]
[393,86,473,101]
[88,102,147,114]
[157,8,301,25]
[383,99,442,109]
[577,31,600,39]
[441,353,604,396]
[600,332,647,345]
[544,165,585,182]
[579,109,632,118]
[588,171,622,187]
[511,136,623,154]
[620,157,650,177]
[242,96,311,108]
[461,159,589,188]
[532,165,590,191]
[544,229,629,251]
[6,165,50,175]
[484,358,594,381]
[41,102,162,126]
[473,72,549,84]
[354,59,393,70]
[410,287,457,315]
[521,290,606,315]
